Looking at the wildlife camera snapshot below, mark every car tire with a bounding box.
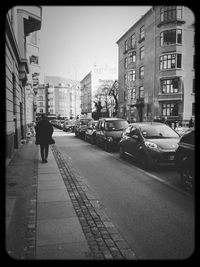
[181,166,194,192]
[119,146,125,158]
[104,142,110,152]
[96,138,100,147]
[140,153,150,170]
[91,136,94,145]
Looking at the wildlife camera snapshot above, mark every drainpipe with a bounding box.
[152,6,156,122]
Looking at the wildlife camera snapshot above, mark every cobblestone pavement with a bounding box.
[51,144,138,260]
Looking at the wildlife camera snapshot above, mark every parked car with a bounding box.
[119,122,180,170]
[85,120,98,144]
[95,118,129,152]
[74,118,93,139]
[63,119,70,131]
[174,128,195,192]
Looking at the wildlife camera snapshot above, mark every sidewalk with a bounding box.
[6,137,137,260]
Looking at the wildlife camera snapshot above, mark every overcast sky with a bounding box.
[39,5,151,82]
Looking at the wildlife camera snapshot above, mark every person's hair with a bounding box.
[41,113,47,120]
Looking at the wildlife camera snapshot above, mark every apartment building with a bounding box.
[35,77,81,119]
[36,84,47,116]
[26,30,41,125]
[80,64,117,118]
[117,6,195,124]
[6,6,42,159]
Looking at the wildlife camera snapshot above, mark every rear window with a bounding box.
[105,120,128,131]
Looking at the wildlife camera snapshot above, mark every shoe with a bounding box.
[41,159,45,163]
[44,159,48,163]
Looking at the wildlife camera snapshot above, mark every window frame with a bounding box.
[160,6,183,22]
[159,53,182,70]
[139,66,144,79]
[161,103,178,116]
[160,78,179,94]
[140,25,145,41]
[139,86,144,98]
[131,34,136,48]
[140,46,144,60]
[160,29,182,46]
[129,51,136,63]
[128,69,136,81]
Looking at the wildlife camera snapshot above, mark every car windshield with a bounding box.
[105,120,128,131]
[140,124,179,139]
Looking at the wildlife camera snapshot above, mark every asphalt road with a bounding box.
[53,129,195,260]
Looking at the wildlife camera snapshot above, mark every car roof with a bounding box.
[129,122,166,127]
[99,117,127,121]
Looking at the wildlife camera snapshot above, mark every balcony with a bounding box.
[17,6,42,35]
[158,92,183,101]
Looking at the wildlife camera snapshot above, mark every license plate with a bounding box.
[169,155,174,160]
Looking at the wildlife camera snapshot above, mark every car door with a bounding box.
[128,127,140,157]
[121,125,132,153]
[99,120,105,145]
[96,120,102,143]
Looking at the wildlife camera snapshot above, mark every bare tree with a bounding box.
[109,80,118,117]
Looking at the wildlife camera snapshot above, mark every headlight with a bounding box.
[144,141,159,151]
[106,137,113,142]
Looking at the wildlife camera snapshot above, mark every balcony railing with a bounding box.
[158,92,183,101]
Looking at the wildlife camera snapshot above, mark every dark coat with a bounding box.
[35,119,54,145]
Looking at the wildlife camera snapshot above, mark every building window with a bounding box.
[140,46,144,60]
[131,34,136,48]
[161,78,179,93]
[39,102,43,107]
[30,55,39,64]
[160,53,182,69]
[124,57,128,69]
[129,51,136,63]
[160,6,183,22]
[124,74,128,85]
[160,29,182,46]
[40,109,43,113]
[125,40,128,52]
[139,66,144,79]
[140,26,145,41]
[162,103,178,116]
[128,70,136,81]
[139,86,144,98]
[39,96,43,101]
[192,103,195,116]
[132,88,136,99]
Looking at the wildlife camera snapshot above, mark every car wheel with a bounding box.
[91,136,94,145]
[140,153,149,170]
[181,166,194,192]
[104,142,110,152]
[119,146,125,158]
[96,138,100,147]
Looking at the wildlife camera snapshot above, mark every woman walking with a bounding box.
[35,114,54,163]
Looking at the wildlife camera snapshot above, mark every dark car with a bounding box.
[119,122,180,170]
[74,118,93,139]
[95,118,129,152]
[174,128,195,192]
[85,120,98,144]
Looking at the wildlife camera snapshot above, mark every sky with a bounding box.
[39,5,151,82]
